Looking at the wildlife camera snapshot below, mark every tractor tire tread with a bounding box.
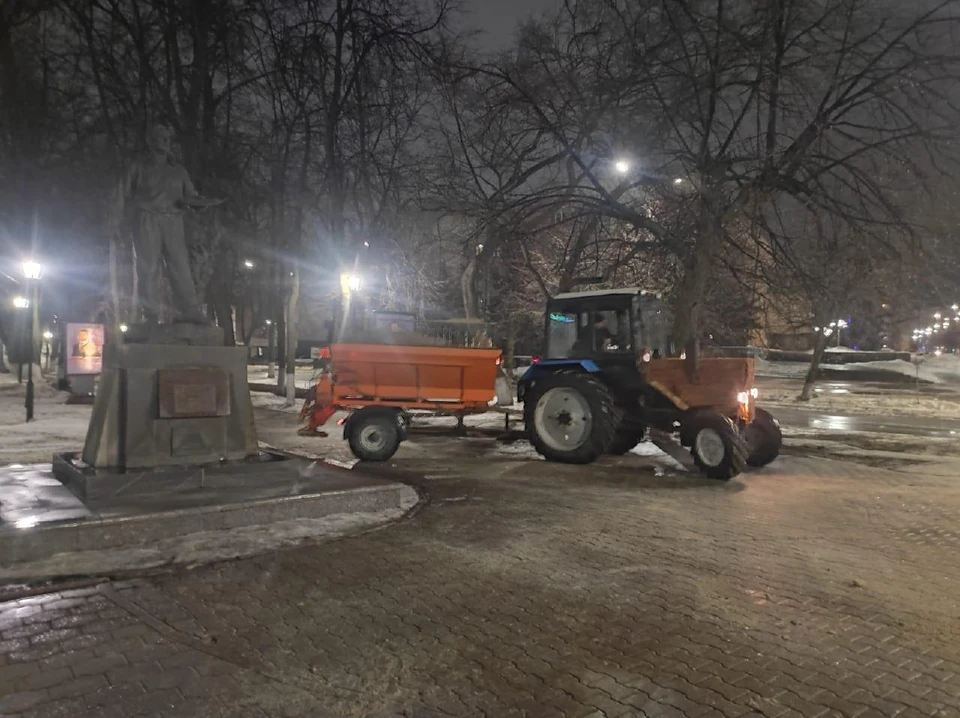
[525,373,622,464]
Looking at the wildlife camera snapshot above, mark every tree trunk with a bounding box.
[276,298,286,392]
[672,185,722,378]
[800,332,829,401]
[267,321,276,379]
[109,232,122,340]
[285,268,300,405]
[461,256,477,320]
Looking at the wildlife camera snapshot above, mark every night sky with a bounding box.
[464,0,558,49]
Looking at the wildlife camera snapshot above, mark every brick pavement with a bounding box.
[2,440,960,717]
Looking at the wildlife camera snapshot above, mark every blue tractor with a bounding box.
[517,289,781,480]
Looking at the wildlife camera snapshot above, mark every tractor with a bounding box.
[517,288,782,480]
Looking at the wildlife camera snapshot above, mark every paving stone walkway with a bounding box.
[2,441,959,717]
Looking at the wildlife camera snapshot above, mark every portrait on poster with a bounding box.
[66,323,104,376]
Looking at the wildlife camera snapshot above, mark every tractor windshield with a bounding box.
[547,308,631,358]
[546,312,579,358]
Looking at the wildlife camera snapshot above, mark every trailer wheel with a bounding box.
[745,408,782,467]
[347,409,402,462]
[525,373,621,464]
[687,411,747,480]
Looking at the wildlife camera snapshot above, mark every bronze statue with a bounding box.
[112,126,221,324]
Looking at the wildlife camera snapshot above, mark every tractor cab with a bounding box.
[545,288,675,363]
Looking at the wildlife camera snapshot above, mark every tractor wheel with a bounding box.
[347,409,402,462]
[745,408,782,467]
[525,374,621,464]
[687,411,747,480]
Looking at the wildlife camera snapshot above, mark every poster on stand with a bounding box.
[65,323,104,376]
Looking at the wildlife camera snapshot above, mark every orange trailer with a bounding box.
[299,343,504,461]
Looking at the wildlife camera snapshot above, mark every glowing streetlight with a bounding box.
[934,312,942,320]
[42,330,53,340]
[12,296,29,309]
[673,177,684,185]
[243,259,255,269]
[21,260,42,280]
[265,319,272,325]
[348,275,362,292]
[614,159,630,175]
[119,324,129,333]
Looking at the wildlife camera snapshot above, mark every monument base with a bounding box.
[80,324,257,471]
[53,450,287,504]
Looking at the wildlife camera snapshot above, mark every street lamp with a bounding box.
[20,259,42,422]
[243,259,255,269]
[119,324,129,333]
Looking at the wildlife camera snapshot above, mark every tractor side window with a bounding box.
[546,312,579,358]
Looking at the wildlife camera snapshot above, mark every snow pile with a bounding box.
[919,354,960,383]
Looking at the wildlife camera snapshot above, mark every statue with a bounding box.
[112,125,222,324]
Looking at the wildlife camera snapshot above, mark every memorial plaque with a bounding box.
[158,367,231,418]
[170,427,215,457]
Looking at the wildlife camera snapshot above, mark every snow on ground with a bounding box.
[247,365,318,389]
[249,391,304,414]
[755,359,809,379]
[825,359,940,383]
[1,489,419,582]
[762,387,960,419]
[0,372,91,464]
[756,356,954,384]
[919,353,960,383]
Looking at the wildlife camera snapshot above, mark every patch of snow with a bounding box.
[755,359,809,378]
[247,366,317,390]
[0,487,419,582]
[249,390,303,414]
[0,373,90,465]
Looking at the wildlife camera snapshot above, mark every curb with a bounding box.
[0,482,405,566]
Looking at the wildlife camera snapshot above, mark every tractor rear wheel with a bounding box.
[745,408,782,467]
[525,374,621,464]
[687,411,747,480]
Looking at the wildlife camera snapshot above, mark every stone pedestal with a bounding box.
[79,325,257,470]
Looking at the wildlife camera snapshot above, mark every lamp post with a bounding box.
[21,260,42,422]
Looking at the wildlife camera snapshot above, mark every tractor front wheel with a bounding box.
[745,408,782,467]
[687,411,747,480]
[525,374,621,464]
